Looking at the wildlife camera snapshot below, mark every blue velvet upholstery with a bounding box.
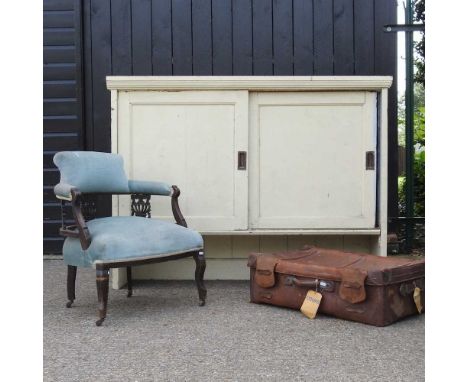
[63,216,203,268]
[53,151,130,199]
[128,180,172,196]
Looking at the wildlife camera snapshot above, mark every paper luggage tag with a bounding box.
[300,290,322,319]
[413,286,423,314]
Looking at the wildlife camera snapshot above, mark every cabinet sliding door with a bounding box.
[117,90,249,231]
[249,91,377,229]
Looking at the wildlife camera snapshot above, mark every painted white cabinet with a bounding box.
[108,76,391,263]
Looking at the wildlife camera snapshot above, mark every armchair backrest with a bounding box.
[53,151,129,200]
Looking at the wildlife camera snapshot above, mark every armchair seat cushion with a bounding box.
[63,217,203,268]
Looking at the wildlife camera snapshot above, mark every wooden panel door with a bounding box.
[249,91,377,229]
[117,90,249,231]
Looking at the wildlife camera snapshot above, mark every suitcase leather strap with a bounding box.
[255,255,279,288]
[338,268,368,304]
[253,252,315,288]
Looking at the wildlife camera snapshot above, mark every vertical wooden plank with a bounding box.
[232,0,253,75]
[252,0,273,75]
[343,236,371,253]
[287,236,316,251]
[73,0,85,149]
[375,0,398,229]
[212,0,233,74]
[204,236,232,259]
[82,0,94,149]
[293,0,313,75]
[354,0,374,75]
[131,0,152,75]
[111,0,132,75]
[374,0,396,75]
[313,0,333,74]
[90,0,112,152]
[272,0,293,75]
[172,0,192,74]
[333,0,354,74]
[152,0,173,75]
[259,237,288,253]
[232,236,260,258]
[89,0,112,217]
[192,0,212,75]
[315,236,344,250]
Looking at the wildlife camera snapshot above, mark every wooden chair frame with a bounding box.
[60,185,206,326]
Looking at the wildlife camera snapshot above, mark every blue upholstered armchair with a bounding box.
[54,151,206,326]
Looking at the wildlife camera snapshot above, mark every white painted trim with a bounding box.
[110,89,119,217]
[199,229,381,235]
[111,268,125,290]
[110,89,123,290]
[375,89,389,256]
[107,76,393,91]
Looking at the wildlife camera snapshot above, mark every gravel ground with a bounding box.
[44,259,424,381]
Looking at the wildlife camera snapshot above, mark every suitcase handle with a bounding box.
[284,276,335,292]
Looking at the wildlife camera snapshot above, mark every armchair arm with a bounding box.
[59,189,92,250]
[128,180,172,196]
[171,185,187,227]
[54,182,75,201]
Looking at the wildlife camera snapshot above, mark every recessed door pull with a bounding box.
[366,151,375,170]
[238,151,247,170]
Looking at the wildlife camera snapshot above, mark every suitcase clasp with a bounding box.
[318,280,335,292]
[399,279,425,296]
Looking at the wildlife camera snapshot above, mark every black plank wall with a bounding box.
[43,0,84,253]
[43,0,398,253]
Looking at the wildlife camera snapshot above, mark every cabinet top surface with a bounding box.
[106,76,393,91]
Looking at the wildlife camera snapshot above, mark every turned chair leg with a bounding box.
[126,266,133,297]
[66,265,77,308]
[193,250,207,306]
[95,268,110,326]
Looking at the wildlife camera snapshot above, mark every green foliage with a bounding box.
[414,0,425,86]
[414,106,425,149]
[398,98,425,217]
[398,83,425,146]
[399,151,425,217]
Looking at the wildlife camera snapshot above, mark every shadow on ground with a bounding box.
[44,260,424,382]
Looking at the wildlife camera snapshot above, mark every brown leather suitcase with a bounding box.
[248,246,425,326]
